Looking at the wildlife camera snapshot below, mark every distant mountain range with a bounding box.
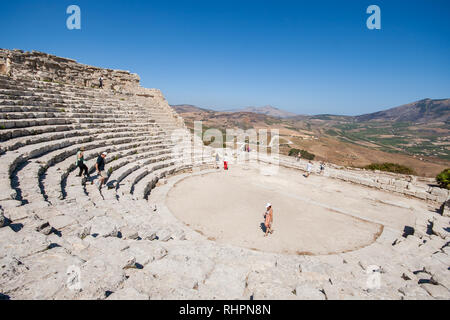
[171,104,298,118]
[355,98,450,123]
[172,98,449,123]
[225,105,298,118]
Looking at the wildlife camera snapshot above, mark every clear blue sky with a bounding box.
[1,0,449,115]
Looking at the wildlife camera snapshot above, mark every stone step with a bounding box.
[29,138,173,204]
[130,161,182,200]
[1,125,162,153]
[46,139,172,202]
[13,133,170,202]
[113,153,181,197]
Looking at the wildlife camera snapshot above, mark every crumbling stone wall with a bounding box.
[0,49,140,92]
[255,154,450,203]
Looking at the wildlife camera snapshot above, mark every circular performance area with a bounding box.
[167,165,425,256]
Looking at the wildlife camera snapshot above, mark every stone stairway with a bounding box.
[0,69,214,299]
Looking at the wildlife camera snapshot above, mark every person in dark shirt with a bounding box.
[99,76,103,89]
[92,152,107,190]
[76,146,89,178]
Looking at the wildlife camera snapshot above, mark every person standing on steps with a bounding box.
[320,162,325,175]
[93,152,107,190]
[296,152,302,162]
[223,155,229,171]
[76,147,89,178]
[264,203,274,237]
[98,76,103,89]
[215,153,220,169]
[6,57,12,77]
[305,161,313,178]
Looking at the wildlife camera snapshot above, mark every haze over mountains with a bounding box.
[225,105,298,118]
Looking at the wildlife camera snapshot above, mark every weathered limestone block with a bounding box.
[119,226,139,240]
[76,226,91,239]
[393,180,408,189]
[431,219,449,240]
[76,258,127,300]
[88,216,122,238]
[157,229,173,242]
[122,257,137,269]
[398,283,432,300]
[420,284,450,299]
[431,187,448,198]
[0,227,51,259]
[415,190,429,200]
[48,215,77,231]
[141,229,158,241]
[0,209,9,228]
[377,177,391,185]
[172,230,186,241]
[430,271,450,290]
[126,241,168,266]
[442,200,450,217]
[2,206,30,221]
[295,284,326,300]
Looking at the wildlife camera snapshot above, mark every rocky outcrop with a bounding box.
[0,49,140,93]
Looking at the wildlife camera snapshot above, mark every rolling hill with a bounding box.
[356,98,450,123]
[226,105,298,118]
[171,99,450,176]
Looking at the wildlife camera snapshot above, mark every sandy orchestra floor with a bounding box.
[167,165,427,255]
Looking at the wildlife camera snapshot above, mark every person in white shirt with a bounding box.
[305,161,313,178]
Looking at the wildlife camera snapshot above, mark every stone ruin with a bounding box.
[0,49,448,300]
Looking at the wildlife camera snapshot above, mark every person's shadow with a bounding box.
[260,222,267,234]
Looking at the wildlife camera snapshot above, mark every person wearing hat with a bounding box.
[93,151,108,190]
[76,146,89,178]
[264,203,274,237]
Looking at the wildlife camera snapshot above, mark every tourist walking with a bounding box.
[296,152,302,162]
[305,161,313,178]
[92,152,108,190]
[224,155,229,171]
[264,203,274,237]
[320,162,325,175]
[215,153,220,169]
[6,57,12,77]
[98,76,103,89]
[76,147,89,178]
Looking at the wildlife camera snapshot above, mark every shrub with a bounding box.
[436,168,450,190]
[364,163,415,175]
[288,148,315,160]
